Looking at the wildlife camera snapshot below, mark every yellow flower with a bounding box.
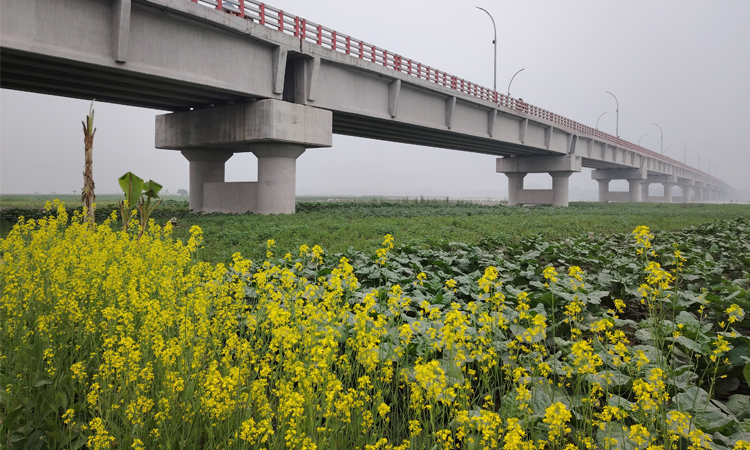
[543,402,572,441]
[726,304,745,324]
[543,266,559,283]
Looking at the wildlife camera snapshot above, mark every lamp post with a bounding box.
[476,7,497,94]
[596,111,607,130]
[638,134,648,146]
[704,158,711,175]
[653,123,663,155]
[692,150,701,171]
[678,140,686,164]
[605,91,619,137]
[507,68,525,97]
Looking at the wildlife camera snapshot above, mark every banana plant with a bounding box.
[138,179,163,238]
[117,172,143,232]
[117,172,162,237]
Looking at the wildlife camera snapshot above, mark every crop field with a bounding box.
[2,195,749,265]
[2,198,750,449]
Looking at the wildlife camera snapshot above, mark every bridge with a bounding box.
[0,0,734,213]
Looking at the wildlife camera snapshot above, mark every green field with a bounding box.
[3,195,748,264]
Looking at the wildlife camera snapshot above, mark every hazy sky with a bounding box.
[2,0,749,199]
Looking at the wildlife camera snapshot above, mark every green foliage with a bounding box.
[116,172,163,236]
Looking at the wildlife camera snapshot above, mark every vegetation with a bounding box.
[81,102,96,225]
[1,200,750,448]
[2,197,748,265]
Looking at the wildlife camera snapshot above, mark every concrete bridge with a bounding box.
[0,0,734,213]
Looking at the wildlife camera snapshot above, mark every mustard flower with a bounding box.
[543,402,572,441]
[726,304,745,324]
[543,266,559,284]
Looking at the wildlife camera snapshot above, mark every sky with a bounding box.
[2,0,749,199]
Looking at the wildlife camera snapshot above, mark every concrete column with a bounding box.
[597,179,610,202]
[181,150,233,212]
[663,182,675,203]
[506,173,527,206]
[641,183,650,202]
[252,144,306,214]
[628,180,641,202]
[681,185,692,203]
[551,172,574,207]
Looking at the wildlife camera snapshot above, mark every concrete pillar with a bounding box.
[663,182,675,203]
[181,150,233,212]
[681,185,692,203]
[641,183,650,202]
[497,155,581,207]
[597,179,610,202]
[628,180,641,202]
[156,100,332,214]
[551,172,574,207]
[506,173,527,206]
[252,144,306,215]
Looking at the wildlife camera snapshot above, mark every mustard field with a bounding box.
[2,201,750,449]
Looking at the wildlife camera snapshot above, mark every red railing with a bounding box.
[190,0,718,183]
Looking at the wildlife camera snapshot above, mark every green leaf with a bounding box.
[586,291,609,305]
[143,179,163,199]
[118,172,144,207]
[726,395,750,416]
[674,387,736,433]
[587,370,630,389]
[744,362,750,386]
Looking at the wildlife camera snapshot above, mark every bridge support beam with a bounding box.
[591,168,647,202]
[675,180,695,203]
[645,175,678,203]
[156,99,332,214]
[497,155,582,207]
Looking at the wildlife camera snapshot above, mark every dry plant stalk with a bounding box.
[81,101,96,224]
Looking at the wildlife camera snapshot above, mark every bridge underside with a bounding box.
[0,49,253,111]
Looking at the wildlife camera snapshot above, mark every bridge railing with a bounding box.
[190,0,718,183]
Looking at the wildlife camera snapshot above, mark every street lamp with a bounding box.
[678,140,686,164]
[476,7,497,94]
[638,134,648,146]
[605,91,619,137]
[704,158,711,175]
[653,123,663,155]
[692,150,701,171]
[507,68,525,97]
[596,111,607,130]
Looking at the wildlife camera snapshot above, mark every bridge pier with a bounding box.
[181,150,234,213]
[497,155,582,207]
[644,174,678,203]
[591,168,647,202]
[663,182,675,203]
[156,100,332,214]
[253,145,306,215]
[693,182,705,202]
[676,180,694,203]
[641,182,651,202]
